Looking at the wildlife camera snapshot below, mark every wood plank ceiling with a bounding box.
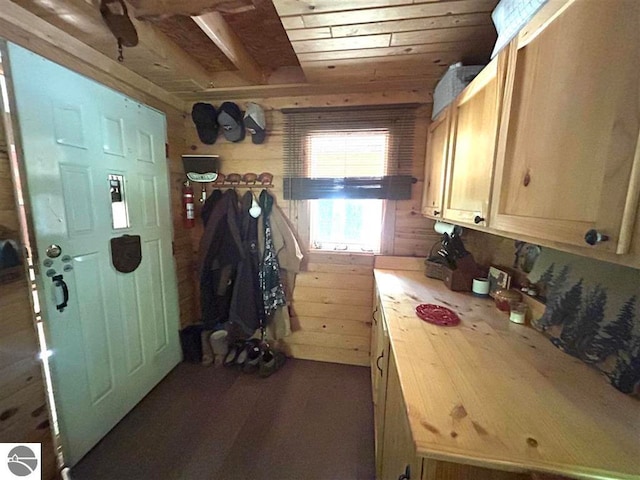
[273,0,499,85]
[6,0,499,99]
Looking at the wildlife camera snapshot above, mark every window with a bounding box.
[307,132,387,251]
[283,105,417,253]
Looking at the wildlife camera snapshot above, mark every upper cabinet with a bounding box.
[442,51,507,227]
[490,0,640,254]
[421,108,450,219]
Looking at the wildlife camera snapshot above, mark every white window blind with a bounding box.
[282,104,417,200]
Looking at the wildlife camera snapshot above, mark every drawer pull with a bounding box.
[474,215,485,224]
[372,306,378,325]
[433,210,440,216]
[376,351,384,377]
[398,465,411,480]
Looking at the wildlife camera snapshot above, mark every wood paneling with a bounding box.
[330,13,492,37]
[282,1,497,28]
[274,0,498,84]
[390,25,495,46]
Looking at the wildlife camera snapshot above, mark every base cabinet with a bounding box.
[372,291,391,479]
[375,336,531,480]
[422,460,530,480]
[380,353,421,480]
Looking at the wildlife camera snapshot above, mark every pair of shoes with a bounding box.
[223,339,261,370]
[209,329,228,355]
[223,341,244,367]
[209,330,228,366]
[240,340,262,373]
[258,348,286,378]
[237,339,261,372]
[201,330,214,366]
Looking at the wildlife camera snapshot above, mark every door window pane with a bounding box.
[109,174,130,229]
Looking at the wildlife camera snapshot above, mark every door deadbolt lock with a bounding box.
[46,244,62,258]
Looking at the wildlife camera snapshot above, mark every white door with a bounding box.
[6,43,181,466]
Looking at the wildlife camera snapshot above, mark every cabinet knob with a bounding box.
[433,210,440,216]
[584,229,609,246]
[474,215,485,224]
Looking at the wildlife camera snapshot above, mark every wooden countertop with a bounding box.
[374,269,640,480]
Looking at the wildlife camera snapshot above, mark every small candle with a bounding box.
[509,301,527,324]
[509,310,526,324]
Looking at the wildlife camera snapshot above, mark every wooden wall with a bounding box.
[186,90,439,365]
[165,108,198,328]
[0,101,57,479]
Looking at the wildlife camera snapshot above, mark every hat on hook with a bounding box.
[191,103,219,145]
[244,103,266,144]
[217,102,245,142]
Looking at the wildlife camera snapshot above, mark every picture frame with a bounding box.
[488,266,511,298]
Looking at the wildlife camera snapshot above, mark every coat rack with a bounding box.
[211,172,274,189]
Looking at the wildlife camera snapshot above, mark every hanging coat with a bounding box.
[258,190,287,320]
[227,191,264,336]
[198,189,243,329]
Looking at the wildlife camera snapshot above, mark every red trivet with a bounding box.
[415,304,460,326]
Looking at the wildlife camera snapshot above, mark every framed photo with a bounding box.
[488,266,511,298]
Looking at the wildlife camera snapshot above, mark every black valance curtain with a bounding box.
[282,104,418,200]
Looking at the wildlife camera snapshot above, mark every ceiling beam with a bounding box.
[175,78,433,102]
[192,12,266,85]
[129,0,255,20]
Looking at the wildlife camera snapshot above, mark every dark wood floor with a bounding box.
[70,359,375,480]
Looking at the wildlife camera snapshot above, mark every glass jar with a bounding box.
[494,289,523,312]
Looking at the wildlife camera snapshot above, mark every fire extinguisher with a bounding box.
[183,180,195,229]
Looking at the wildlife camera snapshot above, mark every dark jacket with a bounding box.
[228,191,264,336]
[199,189,243,329]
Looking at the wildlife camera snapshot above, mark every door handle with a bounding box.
[52,274,69,312]
[376,350,384,377]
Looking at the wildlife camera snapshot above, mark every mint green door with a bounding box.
[7,43,181,466]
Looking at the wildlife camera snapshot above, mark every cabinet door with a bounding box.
[422,108,451,219]
[372,292,391,479]
[371,291,381,396]
[381,353,422,480]
[422,459,529,480]
[491,0,640,254]
[443,52,507,227]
